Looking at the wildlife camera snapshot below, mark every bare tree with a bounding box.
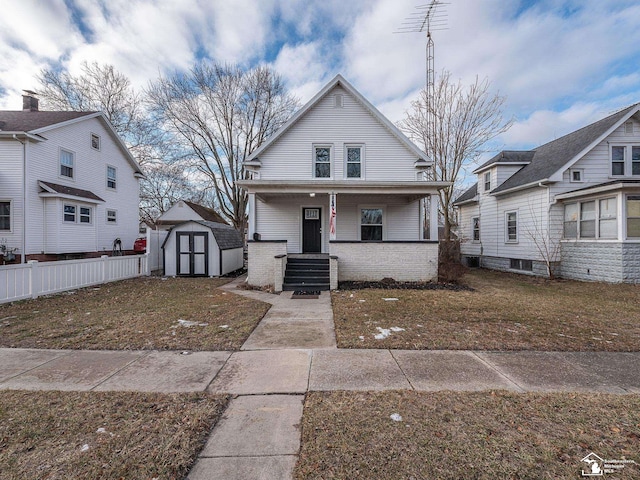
[524,200,561,279]
[147,63,299,235]
[399,71,512,240]
[38,61,158,165]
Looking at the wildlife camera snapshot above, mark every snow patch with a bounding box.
[383,298,399,301]
[219,325,229,329]
[374,326,405,340]
[173,319,209,328]
[80,444,90,452]
[390,413,403,422]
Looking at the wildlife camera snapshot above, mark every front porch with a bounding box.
[247,241,439,292]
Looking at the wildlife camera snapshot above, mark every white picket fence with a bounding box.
[0,254,149,304]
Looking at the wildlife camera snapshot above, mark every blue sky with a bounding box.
[1,0,640,164]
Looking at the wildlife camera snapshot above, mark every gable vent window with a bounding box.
[625,121,634,135]
[334,94,343,108]
[91,133,100,150]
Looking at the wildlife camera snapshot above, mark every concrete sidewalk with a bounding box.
[1,277,639,480]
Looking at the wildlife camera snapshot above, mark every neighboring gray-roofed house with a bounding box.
[454,102,640,283]
[0,92,143,263]
[161,220,243,277]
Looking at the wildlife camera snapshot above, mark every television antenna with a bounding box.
[395,1,448,94]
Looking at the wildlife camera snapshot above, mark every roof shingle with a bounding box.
[0,111,95,132]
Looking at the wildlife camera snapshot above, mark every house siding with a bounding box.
[0,140,25,255]
[257,85,419,181]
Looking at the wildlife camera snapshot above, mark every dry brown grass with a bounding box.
[296,391,640,480]
[332,269,640,351]
[0,277,269,351]
[0,390,228,480]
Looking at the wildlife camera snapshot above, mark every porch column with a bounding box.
[248,193,256,239]
[329,193,337,241]
[430,194,439,241]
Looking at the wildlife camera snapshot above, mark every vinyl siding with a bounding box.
[20,116,139,255]
[257,85,419,181]
[0,140,24,255]
[254,193,421,254]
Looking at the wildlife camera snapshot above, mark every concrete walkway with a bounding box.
[1,277,639,479]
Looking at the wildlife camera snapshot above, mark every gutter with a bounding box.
[12,134,27,263]
[492,179,550,197]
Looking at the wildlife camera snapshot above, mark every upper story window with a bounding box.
[107,165,117,189]
[505,211,517,243]
[346,145,362,178]
[60,149,74,179]
[0,201,10,231]
[314,146,331,178]
[472,217,480,241]
[611,145,640,176]
[361,208,383,241]
[91,133,100,150]
[484,171,491,192]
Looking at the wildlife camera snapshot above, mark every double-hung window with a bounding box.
[598,198,617,238]
[60,149,74,178]
[484,172,491,192]
[107,209,117,224]
[0,201,10,231]
[346,146,362,178]
[79,207,92,224]
[361,208,383,241]
[505,211,517,242]
[611,145,640,176]
[563,203,578,238]
[580,201,596,238]
[472,217,480,241]
[627,196,640,238]
[63,204,76,222]
[107,166,117,189]
[314,146,331,178]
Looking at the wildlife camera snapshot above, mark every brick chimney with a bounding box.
[22,90,39,112]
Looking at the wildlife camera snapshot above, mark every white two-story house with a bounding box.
[0,93,143,263]
[237,75,449,291]
[455,102,640,283]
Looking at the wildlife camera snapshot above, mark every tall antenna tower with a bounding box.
[396,2,449,109]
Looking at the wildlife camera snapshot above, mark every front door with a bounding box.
[302,208,321,253]
[176,232,208,276]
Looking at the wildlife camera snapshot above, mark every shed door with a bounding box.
[177,232,208,276]
[302,208,321,253]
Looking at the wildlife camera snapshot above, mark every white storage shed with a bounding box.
[162,221,244,277]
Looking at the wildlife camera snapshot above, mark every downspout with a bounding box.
[541,182,557,277]
[12,135,27,263]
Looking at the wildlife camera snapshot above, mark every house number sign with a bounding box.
[305,209,319,220]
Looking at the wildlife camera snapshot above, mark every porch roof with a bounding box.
[237,179,451,201]
[555,180,640,201]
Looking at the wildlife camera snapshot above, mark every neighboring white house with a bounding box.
[155,200,228,230]
[162,220,244,277]
[237,74,449,291]
[0,93,143,263]
[454,102,640,283]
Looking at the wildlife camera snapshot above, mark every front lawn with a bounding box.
[0,390,228,480]
[332,270,640,351]
[296,391,640,479]
[0,277,270,351]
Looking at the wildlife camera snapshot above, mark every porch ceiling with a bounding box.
[237,180,450,202]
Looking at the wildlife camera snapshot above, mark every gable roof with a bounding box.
[453,183,478,205]
[245,74,428,163]
[474,150,535,174]
[491,103,640,195]
[0,110,143,176]
[161,220,243,250]
[183,201,228,225]
[0,111,95,132]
